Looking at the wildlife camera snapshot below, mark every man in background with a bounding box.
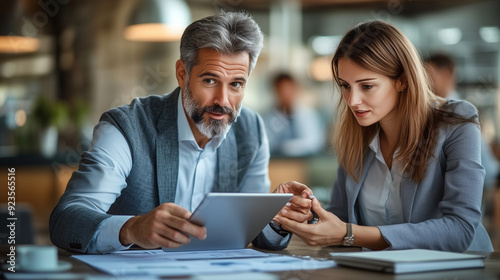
[425,53,499,190]
[262,72,325,157]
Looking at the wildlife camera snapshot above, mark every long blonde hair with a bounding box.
[331,20,451,182]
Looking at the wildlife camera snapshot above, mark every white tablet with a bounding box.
[162,193,293,252]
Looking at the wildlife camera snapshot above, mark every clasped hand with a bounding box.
[272,181,314,225]
[273,181,346,246]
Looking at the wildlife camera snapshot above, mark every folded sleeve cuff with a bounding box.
[251,224,291,250]
[262,224,291,246]
[89,215,134,254]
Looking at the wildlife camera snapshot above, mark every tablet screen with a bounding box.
[163,193,293,252]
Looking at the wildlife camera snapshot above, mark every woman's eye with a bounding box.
[340,84,350,89]
[362,84,373,90]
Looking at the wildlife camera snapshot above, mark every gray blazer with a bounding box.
[328,100,494,252]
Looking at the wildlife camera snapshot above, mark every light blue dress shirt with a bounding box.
[358,131,404,226]
[263,103,325,157]
[82,94,273,253]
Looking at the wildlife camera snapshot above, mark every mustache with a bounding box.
[202,105,233,115]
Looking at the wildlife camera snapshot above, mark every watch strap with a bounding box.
[347,222,352,236]
[342,223,355,246]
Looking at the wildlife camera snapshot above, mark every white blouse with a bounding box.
[358,131,404,226]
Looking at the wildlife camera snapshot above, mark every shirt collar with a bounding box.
[369,129,400,162]
[177,92,227,149]
[368,130,381,156]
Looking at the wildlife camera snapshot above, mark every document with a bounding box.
[73,249,335,277]
[113,248,269,260]
[330,249,485,274]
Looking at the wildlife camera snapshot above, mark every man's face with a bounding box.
[426,63,455,98]
[275,79,298,108]
[176,48,250,139]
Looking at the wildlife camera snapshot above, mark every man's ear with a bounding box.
[175,59,187,88]
[397,72,408,92]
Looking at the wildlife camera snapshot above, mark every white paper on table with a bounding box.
[72,249,335,277]
[112,248,269,260]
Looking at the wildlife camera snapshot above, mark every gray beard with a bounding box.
[182,87,241,139]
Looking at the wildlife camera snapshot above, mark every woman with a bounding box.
[275,20,494,252]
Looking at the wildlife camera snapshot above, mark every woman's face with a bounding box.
[337,58,400,129]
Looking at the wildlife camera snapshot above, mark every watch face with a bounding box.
[343,236,355,246]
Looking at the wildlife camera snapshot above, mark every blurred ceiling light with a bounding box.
[0,0,40,53]
[311,35,341,56]
[309,56,332,82]
[0,55,53,78]
[0,36,40,53]
[124,0,191,42]
[479,26,500,43]
[438,28,462,45]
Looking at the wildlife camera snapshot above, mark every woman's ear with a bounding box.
[397,72,408,93]
[175,59,187,88]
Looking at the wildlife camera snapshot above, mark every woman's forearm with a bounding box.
[351,224,389,250]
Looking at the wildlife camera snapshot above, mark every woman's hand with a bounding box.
[275,197,346,246]
[273,181,314,224]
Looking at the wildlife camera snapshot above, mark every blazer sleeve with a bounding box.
[378,103,486,252]
[49,122,131,253]
[326,166,349,223]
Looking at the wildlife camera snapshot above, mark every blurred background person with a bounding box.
[262,72,326,157]
[424,53,460,99]
[425,53,499,191]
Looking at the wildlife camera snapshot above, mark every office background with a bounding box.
[0,0,499,250]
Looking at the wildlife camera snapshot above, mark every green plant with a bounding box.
[69,98,90,130]
[32,95,69,129]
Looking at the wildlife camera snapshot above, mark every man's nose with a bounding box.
[213,86,230,108]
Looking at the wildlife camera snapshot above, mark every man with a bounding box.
[50,12,312,254]
[262,72,325,157]
[424,53,459,99]
[425,53,499,190]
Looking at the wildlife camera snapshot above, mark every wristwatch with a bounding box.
[342,223,355,246]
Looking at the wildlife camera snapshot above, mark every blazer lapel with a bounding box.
[401,173,418,222]
[156,88,180,204]
[346,151,376,223]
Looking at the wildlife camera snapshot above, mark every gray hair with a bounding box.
[180,11,264,79]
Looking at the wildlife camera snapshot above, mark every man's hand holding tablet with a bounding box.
[119,203,207,249]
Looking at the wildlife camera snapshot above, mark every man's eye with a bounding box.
[204,79,215,84]
[232,82,244,88]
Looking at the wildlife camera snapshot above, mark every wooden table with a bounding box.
[2,238,499,279]
[258,237,500,279]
